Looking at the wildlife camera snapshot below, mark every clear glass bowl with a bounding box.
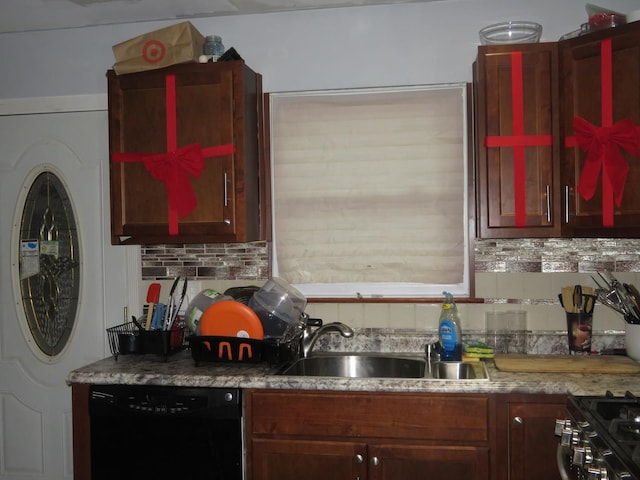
[479,21,542,45]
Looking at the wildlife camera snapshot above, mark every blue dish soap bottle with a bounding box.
[438,291,462,361]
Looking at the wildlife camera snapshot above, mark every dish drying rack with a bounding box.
[187,314,318,366]
[106,321,186,360]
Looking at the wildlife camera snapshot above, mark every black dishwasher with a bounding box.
[89,384,243,480]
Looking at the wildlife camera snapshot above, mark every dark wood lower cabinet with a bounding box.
[71,384,566,480]
[71,383,91,480]
[494,394,567,480]
[246,389,491,480]
[252,439,367,480]
[368,444,489,480]
[251,439,489,480]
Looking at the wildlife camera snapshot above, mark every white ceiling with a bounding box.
[1,0,436,34]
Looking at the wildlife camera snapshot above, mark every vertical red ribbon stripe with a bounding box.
[564,39,613,226]
[165,74,179,234]
[484,52,553,227]
[601,38,614,227]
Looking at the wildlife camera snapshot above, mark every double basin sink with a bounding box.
[277,353,489,380]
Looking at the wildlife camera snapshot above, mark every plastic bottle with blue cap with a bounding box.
[438,291,462,361]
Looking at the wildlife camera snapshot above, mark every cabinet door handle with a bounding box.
[513,416,524,425]
[546,184,551,223]
[370,456,380,466]
[354,454,364,464]
[564,185,570,224]
[224,172,229,207]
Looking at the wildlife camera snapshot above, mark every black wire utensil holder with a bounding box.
[106,321,186,360]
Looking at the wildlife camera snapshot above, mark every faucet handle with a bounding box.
[426,342,442,361]
[305,317,323,328]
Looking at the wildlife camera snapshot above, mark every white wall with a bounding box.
[2,0,638,339]
[1,0,638,99]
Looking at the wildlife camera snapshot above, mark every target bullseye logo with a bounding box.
[142,40,166,64]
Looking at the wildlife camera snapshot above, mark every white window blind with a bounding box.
[269,84,470,298]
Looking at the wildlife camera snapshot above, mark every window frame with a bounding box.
[267,83,475,299]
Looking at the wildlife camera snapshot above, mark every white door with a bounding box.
[0,98,130,479]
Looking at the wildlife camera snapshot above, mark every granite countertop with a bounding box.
[66,349,640,396]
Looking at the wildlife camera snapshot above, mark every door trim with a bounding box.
[0,94,107,116]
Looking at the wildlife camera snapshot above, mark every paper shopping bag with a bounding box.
[112,21,205,75]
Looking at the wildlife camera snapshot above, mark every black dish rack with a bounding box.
[107,322,186,360]
[187,335,297,367]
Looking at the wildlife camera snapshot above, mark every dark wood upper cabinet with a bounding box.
[474,43,561,238]
[560,22,640,237]
[107,61,265,245]
[475,22,640,238]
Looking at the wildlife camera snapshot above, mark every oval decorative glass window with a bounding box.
[17,169,80,360]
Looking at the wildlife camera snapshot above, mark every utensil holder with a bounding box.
[106,322,186,360]
[566,312,592,355]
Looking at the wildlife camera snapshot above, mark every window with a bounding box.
[15,167,81,360]
[269,84,471,298]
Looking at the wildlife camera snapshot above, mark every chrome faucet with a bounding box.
[301,322,355,358]
[425,341,442,376]
[426,341,442,362]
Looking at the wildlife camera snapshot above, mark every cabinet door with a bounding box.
[369,444,489,480]
[71,383,91,480]
[495,395,566,480]
[251,438,367,480]
[560,22,640,236]
[475,43,561,238]
[108,61,263,245]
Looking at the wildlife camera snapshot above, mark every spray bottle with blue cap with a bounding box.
[438,291,462,361]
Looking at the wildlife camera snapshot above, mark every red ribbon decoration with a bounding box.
[564,39,640,227]
[112,74,235,235]
[571,116,639,208]
[484,52,553,227]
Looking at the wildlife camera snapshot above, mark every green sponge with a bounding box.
[464,342,494,358]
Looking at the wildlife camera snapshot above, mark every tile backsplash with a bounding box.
[141,238,640,337]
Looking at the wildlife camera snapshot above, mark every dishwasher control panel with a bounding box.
[89,385,241,418]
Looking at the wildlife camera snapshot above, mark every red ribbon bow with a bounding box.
[574,117,640,207]
[142,143,205,218]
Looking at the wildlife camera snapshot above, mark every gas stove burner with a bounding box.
[605,390,640,402]
[610,418,640,441]
[621,406,640,423]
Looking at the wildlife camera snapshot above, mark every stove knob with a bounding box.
[561,426,580,446]
[572,445,593,467]
[584,446,593,465]
[573,446,585,466]
[587,466,608,480]
[555,418,569,436]
[554,418,571,437]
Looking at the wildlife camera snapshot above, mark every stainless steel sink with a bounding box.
[277,353,427,378]
[429,361,488,380]
[277,354,489,380]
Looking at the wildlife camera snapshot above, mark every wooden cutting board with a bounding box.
[494,354,640,374]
